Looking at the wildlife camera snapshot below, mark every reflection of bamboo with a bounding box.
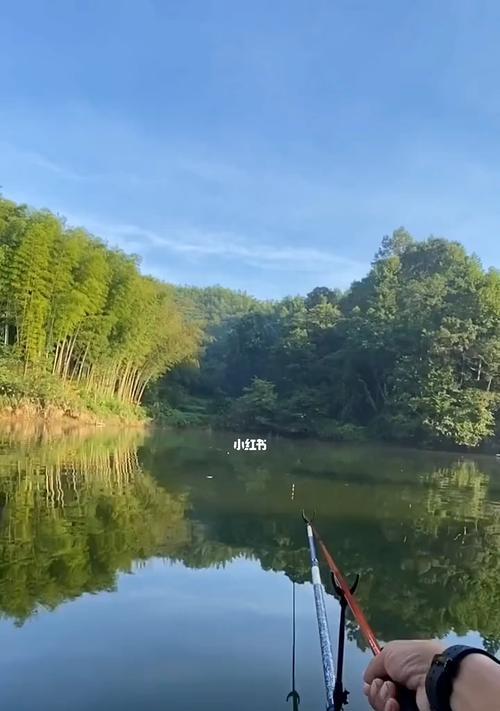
[45,468,54,510]
[0,430,194,585]
[56,467,64,507]
[0,428,151,520]
[71,467,80,504]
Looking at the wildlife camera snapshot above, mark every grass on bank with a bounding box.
[0,358,147,423]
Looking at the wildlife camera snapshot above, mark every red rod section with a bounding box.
[310,522,381,656]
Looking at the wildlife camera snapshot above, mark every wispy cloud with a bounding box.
[0,141,150,186]
[0,143,87,181]
[78,217,367,280]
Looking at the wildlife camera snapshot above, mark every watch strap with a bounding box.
[425,644,500,711]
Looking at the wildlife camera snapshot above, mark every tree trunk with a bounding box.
[62,333,79,380]
[136,376,152,403]
[76,345,90,382]
[358,376,377,413]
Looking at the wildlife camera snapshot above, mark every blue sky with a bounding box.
[2,0,500,298]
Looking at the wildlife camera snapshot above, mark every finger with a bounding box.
[384,681,397,700]
[385,699,400,711]
[364,648,390,684]
[368,678,385,711]
[374,679,398,711]
[364,683,370,697]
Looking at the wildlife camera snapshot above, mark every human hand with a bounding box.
[363,640,445,711]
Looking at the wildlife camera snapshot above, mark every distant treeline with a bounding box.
[153,230,500,448]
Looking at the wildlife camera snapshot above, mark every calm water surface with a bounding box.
[1,426,500,711]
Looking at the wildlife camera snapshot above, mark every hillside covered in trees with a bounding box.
[1,195,499,447]
[153,231,500,449]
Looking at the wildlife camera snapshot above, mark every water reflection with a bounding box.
[0,426,499,658]
[0,426,188,624]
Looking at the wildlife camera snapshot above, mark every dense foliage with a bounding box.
[0,196,201,416]
[159,229,500,448]
[1,194,499,446]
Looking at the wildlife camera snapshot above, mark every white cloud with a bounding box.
[77,217,367,280]
[0,143,87,181]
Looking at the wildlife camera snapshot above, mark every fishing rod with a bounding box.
[304,513,419,711]
[308,517,380,655]
[303,514,336,710]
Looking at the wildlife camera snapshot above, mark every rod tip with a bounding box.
[302,509,315,524]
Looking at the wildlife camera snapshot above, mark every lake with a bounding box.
[0,425,499,711]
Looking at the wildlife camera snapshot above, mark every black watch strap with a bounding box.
[425,644,500,711]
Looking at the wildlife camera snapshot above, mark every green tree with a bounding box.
[0,196,202,416]
[228,377,278,429]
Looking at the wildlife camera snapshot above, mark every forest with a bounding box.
[1,195,500,447]
[155,232,500,449]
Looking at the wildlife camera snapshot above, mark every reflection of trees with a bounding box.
[1,426,500,654]
[421,462,490,529]
[175,521,245,569]
[143,433,500,652]
[314,461,500,652]
[0,428,189,625]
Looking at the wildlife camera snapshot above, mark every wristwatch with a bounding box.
[425,644,500,711]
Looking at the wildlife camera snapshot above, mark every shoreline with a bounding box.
[0,403,148,428]
[0,408,497,455]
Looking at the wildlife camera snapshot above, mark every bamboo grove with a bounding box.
[0,197,202,408]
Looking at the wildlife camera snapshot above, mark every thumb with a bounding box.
[365,648,391,684]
